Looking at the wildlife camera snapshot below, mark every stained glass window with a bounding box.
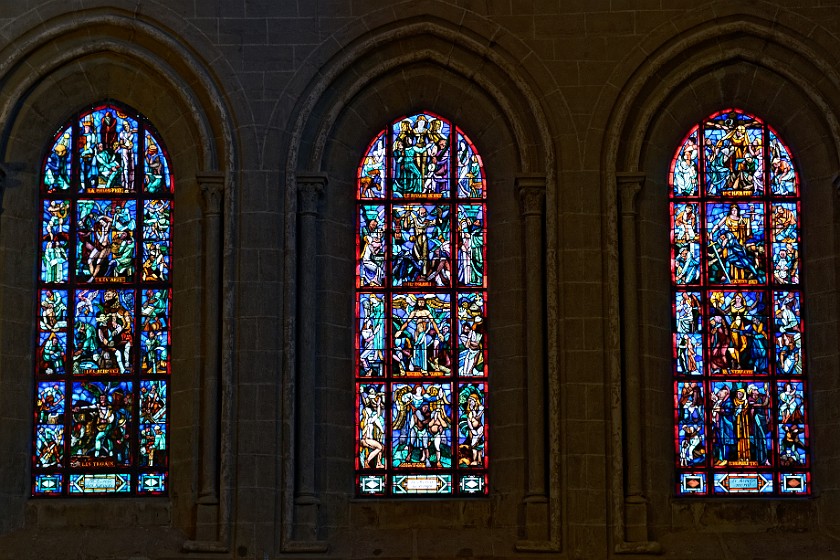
[355,112,488,497]
[671,108,810,496]
[33,103,172,496]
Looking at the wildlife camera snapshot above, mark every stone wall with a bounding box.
[0,1,838,558]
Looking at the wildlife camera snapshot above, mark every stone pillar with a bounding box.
[515,176,552,550]
[193,171,225,545]
[614,172,660,554]
[288,173,328,552]
[0,165,6,218]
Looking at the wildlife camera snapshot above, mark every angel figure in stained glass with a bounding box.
[394,384,449,468]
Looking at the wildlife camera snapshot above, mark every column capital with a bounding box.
[297,173,327,217]
[616,172,646,216]
[515,175,546,217]
[197,171,226,216]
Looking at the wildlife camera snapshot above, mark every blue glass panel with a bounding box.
[33,474,63,495]
[138,473,167,494]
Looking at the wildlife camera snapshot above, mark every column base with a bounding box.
[290,494,326,550]
[283,540,330,553]
[516,495,553,550]
[193,501,219,543]
[616,497,661,554]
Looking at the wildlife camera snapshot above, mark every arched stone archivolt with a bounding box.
[0,8,240,554]
[274,13,568,556]
[600,6,840,555]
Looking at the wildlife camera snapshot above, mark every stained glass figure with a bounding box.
[357,293,385,377]
[672,203,701,285]
[457,383,486,468]
[391,113,450,198]
[32,103,172,496]
[457,293,486,377]
[457,205,485,287]
[41,200,71,283]
[392,204,451,287]
[392,382,452,469]
[357,383,386,469]
[768,129,797,196]
[144,131,171,193]
[707,290,768,375]
[670,108,810,496]
[357,205,386,288]
[359,131,386,199]
[704,111,764,197]
[356,113,487,496]
[672,125,699,197]
[71,381,133,467]
[73,289,135,375]
[674,291,703,377]
[78,107,138,194]
[675,381,704,468]
[774,291,802,376]
[76,200,137,283]
[456,129,485,199]
[392,294,451,376]
[140,289,170,375]
[43,126,73,193]
[139,380,167,467]
[38,290,69,376]
[705,202,765,285]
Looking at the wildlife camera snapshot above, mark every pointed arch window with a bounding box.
[355,112,488,497]
[33,102,172,496]
[671,108,810,495]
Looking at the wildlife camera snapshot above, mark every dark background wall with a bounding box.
[0,1,839,559]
